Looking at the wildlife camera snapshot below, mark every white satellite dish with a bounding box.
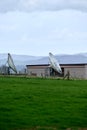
[7,53,17,73]
[49,52,62,74]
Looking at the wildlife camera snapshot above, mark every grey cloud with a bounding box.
[0,0,19,12]
[0,0,87,12]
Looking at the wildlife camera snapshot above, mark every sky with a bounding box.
[0,0,87,56]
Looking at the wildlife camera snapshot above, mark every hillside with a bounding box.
[0,53,87,68]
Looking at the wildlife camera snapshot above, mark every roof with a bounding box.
[26,63,87,67]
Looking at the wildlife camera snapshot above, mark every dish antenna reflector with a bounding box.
[7,53,17,73]
[49,52,62,74]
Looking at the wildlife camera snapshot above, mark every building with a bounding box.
[26,54,87,79]
[61,63,87,79]
[26,64,50,77]
[26,63,87,79]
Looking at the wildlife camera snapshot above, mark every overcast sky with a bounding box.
[0,0,87,56]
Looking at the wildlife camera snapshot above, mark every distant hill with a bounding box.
[0,53,87,71]
[26,53,87,65]
[0,53,43,72]
[0,53,43,66]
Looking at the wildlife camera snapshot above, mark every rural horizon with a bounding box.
[0,51,87,57]
[0,0,87,129]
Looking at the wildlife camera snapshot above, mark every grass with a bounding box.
[0,76,87,130]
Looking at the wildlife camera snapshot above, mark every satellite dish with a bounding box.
[7,53,17,73]
[49,52,62,74]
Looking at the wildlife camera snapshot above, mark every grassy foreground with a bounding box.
[0,76,87,130]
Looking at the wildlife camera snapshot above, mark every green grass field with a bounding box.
[0,76,87,130]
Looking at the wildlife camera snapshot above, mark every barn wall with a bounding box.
[27,66,50,77]
[26,64,87,79]
[27,68,45,77]
[84,65,87,79]
[64,66,86,79]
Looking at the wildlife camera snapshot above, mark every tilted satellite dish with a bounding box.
[49,52,62,74]
[7,53,17,73]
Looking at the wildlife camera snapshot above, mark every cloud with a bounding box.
[0,0,18,12]
[0,0,87,13]
[0,7,87,55]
